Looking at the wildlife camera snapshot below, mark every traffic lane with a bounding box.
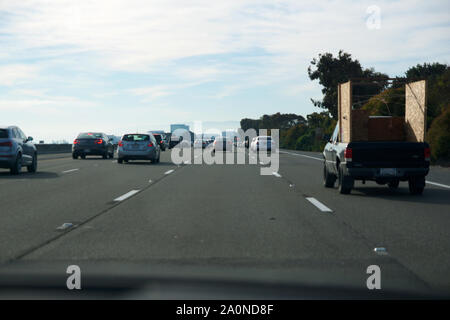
[37,153,72,161]
[23,160,428,293]
[0,150,178,263]
[280,149,450,188]
[277,151,450,292]
[0,154,81,184]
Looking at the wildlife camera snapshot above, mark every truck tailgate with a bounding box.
[349,142,428,168]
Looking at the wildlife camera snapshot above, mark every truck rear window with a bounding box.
[0,129,9,138]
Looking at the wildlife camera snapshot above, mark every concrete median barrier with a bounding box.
[35,144,72,154]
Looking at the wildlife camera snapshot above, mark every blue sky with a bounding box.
[0,0,449,142]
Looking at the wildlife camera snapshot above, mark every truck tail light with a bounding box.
[344,148,352,162]
[95,139,103,144]
[73,139,79,145]
[424,147,431,161]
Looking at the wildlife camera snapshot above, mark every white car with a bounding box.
[213,137,233,153]
[250,136,274,152]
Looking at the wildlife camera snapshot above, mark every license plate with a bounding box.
[380,168,397,176]
[85,149,91,153]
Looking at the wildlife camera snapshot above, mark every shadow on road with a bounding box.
[120,161,174,166]
[351,186,450,205]
[0,171,59,180]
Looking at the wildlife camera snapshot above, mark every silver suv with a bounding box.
[0,126,37,175]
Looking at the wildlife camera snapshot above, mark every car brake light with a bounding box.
[424,147,431,161]
[73,139,79,144]
[118,141,123,147]
[148,142,154,147]
[95,139,103,144]
[0,141,12,147]
[344,148,352,162]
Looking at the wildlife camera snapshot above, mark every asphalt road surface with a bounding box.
[1,148,449,297]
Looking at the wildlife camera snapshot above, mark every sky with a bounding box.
[0,0,449,142]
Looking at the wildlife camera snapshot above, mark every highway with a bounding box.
[1,148,450,296]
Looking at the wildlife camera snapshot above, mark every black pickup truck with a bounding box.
[323,123,430,195]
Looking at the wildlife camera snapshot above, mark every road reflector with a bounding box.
[374,247,388,255]
[56,223,75,231]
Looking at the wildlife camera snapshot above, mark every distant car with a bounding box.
[194,139,207,149]
[213,137,233,153]
[72,132,114,159]
[0,126,37,175]
[250,136,274,152]
[152,133,166,151]
[117,133,160,164]
[176,140,192,148]
[169,134,181,149]
[107,135,120,148]
[194,139,202,148]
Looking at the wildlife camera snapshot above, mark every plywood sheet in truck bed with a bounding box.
[367,117,405,141]
[405,80,427,142]
[351,109,369,141]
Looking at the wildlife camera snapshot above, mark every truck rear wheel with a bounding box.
[323,163,336,188]
[338,166,353,194]
[409,176,425,195]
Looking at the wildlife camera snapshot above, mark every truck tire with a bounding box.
[323,163,336,188]
[338,166,353,194]
[409,176,425,195]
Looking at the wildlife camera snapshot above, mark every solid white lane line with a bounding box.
[62,168,79,174]
[114,190,140,202]
[426,181,450,189]
[272,172,282,178]
[306,197,333,212]
[165,169,174,175]
[281,151,323,161]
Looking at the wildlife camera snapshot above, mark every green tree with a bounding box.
[308,50,388,118]
[427,106,450,162]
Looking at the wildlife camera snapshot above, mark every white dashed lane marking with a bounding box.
[426,181,450,189]
[272,172,282,178]
[62,169,79,174]
[113,190,140,202]
[306,197,333,213]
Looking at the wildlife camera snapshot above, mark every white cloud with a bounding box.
[2,0,447,74]
[0,64,39,86]
[128,86,172,101]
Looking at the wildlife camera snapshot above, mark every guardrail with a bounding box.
[35,144,72,154]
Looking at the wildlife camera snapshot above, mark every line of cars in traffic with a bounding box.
[1,124,276,175]
[72,131,165,164]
